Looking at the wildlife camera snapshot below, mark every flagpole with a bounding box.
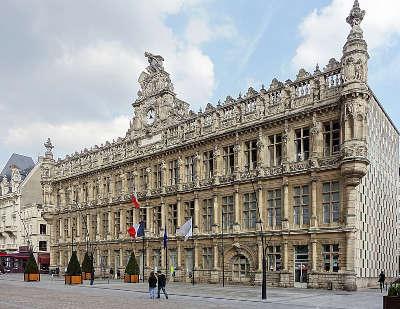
[191,217,194,286]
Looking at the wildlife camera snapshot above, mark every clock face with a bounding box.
[146,108,156,125]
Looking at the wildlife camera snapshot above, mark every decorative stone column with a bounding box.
[178,156,184,191]
[233,185,240,232]
[257,127,266,176]
[147,205,153,236]
[210,242,220,283]
[177,196,182,227]
[279,240,291,287]
[120,209,126,239]
[193,193,200,234]
[282,178,289,230]
[212,194,219,234]
[310,175,318,228]
[233,133,241,180]
[214,145,222,185]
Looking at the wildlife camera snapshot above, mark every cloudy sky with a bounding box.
[1,0,399,169]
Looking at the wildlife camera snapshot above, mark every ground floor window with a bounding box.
[323,244,339,272]
[267,246,282,271]
[232,255,250,282]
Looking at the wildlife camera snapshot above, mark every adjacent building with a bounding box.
[42,1,399,289]
[0,154,50,271]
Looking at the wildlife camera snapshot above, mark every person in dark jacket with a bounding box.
[90,269,95,286]
[109,268,114,279]
[157,270,168,299]
[148,271,157,299]
[378,271,386,292]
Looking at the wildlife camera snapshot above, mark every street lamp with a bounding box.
[257,219,267,300]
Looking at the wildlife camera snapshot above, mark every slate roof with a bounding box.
[0,153,35,181]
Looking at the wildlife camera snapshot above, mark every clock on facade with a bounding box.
[146,108,156,125]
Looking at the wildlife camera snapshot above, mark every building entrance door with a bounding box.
[294,245,308,288]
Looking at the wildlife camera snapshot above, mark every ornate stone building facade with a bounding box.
[0,154,50,271]
[42,1,399,289]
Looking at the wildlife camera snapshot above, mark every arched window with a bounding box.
[232,254,250,282]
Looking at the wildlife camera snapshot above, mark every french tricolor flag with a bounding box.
[127,221,145,238]
[131,192,140,209]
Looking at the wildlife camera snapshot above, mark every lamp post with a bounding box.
[257,219,267,300]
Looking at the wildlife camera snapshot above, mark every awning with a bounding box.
[38,253,50,265]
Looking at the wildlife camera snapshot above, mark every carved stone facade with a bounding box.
[42,1,399,290]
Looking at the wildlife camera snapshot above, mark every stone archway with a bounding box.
[224,243,256,283]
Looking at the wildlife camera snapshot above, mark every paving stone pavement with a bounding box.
[0,274,383,309]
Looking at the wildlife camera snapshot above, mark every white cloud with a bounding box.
[0,0,237,163]
[185,16,236,46]
[292,0,400,70]
[2,116,130,160]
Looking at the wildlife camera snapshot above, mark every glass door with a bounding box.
[294,245,309,288]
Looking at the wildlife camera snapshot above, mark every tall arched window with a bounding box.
[232,254,250,282]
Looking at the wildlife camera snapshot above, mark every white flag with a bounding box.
[176,217,192,241]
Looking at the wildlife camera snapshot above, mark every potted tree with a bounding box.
[24,252,40,282]
[65,251,82,285]
[81,252,93,280]
[383,283,400,309]
[124,252,140,283]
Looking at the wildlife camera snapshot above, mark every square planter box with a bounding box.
[65,275,83,285]
[24,273,40,282]
[124,274,139,283]
[82,272,91,280]
[383,296,400,309]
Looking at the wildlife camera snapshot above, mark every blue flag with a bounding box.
[137,221,145,237]
[163,227,168,249]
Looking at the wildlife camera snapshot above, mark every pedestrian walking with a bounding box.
[90,269,95,286]
[148,271,157,299]
[117,269,121,279]
[109,268,114,279]
[157,270,168,299]
[378,270,386,292]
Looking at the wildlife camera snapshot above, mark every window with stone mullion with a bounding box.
[126,209,133,227]
[102,212,109,237]
[185,156,196,183]
[153,163,162,189]
[323,244,339,272]
[127,171,136,193]
[223,145,235,175]
[267,246,282,271]
[91,214,97,236]
[71,217,77,237]
[267,189,282,228]
[139,208,147,229]
[64,218,69,237]
[203,150,214,179]
[293,185,310,226]
[222,195,234,231]
[168,204,178,235]
[184,200,195,222]
[323,120,341,156]
[294,127,310,161]
[243,193,257,229]
[202,199,213,232]
[268,134,282,166]
[202,247,213,269]
[139,168,147,191]
[322,181,340,224]
[244,140,258,171]
[114,211,120,235]
[168,159,179,186]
